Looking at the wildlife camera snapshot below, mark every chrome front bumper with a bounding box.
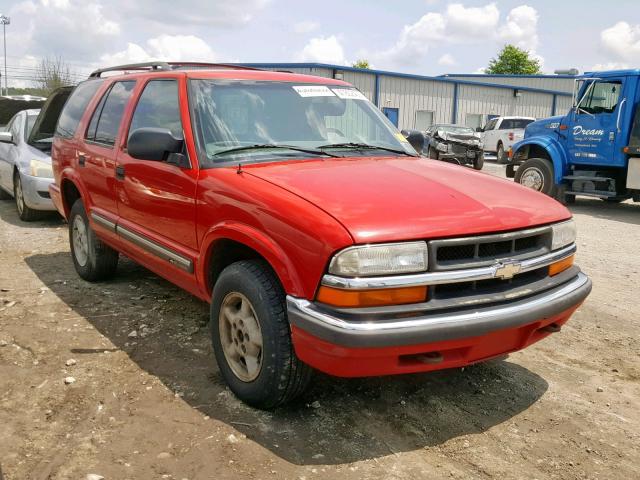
[287,272,591,348]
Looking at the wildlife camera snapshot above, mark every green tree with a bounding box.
[486,45,541,75]
[352,59,370,69]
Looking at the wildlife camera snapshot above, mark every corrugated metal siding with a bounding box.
[257,66,334,78]
[445,75,576,94]
[341,71,376,101]
[378,76,454,130]
[456,85,553,122]
[556,95,573,114]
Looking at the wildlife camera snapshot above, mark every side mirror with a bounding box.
[401,129,425,154]
[0,131,14,144]
[128,128,184,162]
[476,127,483,133]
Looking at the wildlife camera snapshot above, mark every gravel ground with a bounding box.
[1,163,639,479]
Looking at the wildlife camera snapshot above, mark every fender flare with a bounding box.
[198,221,304,298]
[512,137,567,184]
[58,168,91,216]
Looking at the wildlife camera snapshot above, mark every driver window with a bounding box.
[578,81,621,114]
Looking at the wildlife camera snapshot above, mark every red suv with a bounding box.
[46,62,591,408]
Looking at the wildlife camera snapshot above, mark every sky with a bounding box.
[1,0,640,87]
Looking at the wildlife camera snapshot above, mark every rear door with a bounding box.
[115,77,198,257]
[80,80,136,219]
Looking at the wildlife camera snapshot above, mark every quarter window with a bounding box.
[128,80,182,140]
[55,80,103,139]
[86,81,136,146]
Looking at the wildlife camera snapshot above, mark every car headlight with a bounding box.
[435,142,448,152]
[551,219,576,250]
[328,241,429,277]
[29,159,53,178]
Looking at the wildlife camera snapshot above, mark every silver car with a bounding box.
[0,109,57,220]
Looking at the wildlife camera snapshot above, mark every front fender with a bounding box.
[513,136,568,184]
[199,221,304,299]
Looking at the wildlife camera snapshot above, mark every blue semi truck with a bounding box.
[509,69,640,203]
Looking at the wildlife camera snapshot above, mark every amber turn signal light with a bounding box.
[549,255,574,276]
[316,285,428,308]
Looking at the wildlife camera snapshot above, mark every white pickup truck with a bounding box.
[478,116,535,163]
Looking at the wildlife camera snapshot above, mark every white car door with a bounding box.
[482,118,499,152]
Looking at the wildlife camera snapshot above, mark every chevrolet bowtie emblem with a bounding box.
[494,262,522,280]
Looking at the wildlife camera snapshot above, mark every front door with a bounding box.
[383,107,399,127]
[115,78,198,257]
[567,77,627,167]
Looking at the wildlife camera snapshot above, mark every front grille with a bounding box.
[451,144,467,155]
[429,226,552,271]
[431,267,548,300]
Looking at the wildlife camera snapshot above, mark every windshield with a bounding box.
[438,125,475,134]
[189,80,415,166]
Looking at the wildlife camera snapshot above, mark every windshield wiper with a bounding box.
[317,142,417,157]
[211,144,340,158]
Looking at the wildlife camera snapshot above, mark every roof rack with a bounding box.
[88,61,261,78]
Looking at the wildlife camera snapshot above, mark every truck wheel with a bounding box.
[473,154,484,170]
[211,260,312,409]
[14,172,43,221]
[514,158,555,196]
[69,199,119,281]
[428,147,439,160]
[496,143,507,164]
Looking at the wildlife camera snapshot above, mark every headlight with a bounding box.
[435,142,448,152]
[551,220,576,250]
[328,241,428,277]
[29,159,53,178]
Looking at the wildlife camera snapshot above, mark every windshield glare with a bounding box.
[190,80,415,165]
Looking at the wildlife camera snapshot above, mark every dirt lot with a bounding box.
[1,165,639,480]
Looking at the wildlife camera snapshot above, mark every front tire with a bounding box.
[68,199,118,281]
[473,154,484,170]
[496,142,507,164]
[514,158,555,196]
[211,260,312,409]
[14,173,43,221]
[428,147,439,160]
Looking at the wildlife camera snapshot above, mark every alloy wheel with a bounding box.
[72,215,89,267]
[219,292,263,382]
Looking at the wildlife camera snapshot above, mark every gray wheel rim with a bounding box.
[72,215,89,267]
[15,176,24,215]
[219,292,263,382]
[498,145,504,160]
[520,167,545,191]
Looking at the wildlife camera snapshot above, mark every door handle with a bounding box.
[115,165,125,180]
[78,154,86,167]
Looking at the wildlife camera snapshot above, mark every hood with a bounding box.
[524,115,564,139]
[437,130,480,144]
[243,157,570,244]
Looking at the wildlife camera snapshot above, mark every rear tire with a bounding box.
[210,260,312,409]
[14,173,44,221]
[514,158,555,196]
[496,142,507,164]
[68,199,118,281]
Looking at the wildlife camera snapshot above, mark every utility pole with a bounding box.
[0,15,9,96]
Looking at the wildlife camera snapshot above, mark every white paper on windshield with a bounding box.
[332,88,368,100]
[292,85,336,97]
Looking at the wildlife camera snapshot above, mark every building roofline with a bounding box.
[440,73,580,79]
[236,63,572,97]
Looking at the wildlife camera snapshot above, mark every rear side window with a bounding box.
[128,80,182,140]
[86,81,136,146]
[55,80,103,139]
[500,119,533,129]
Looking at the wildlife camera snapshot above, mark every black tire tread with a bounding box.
[514,157,555,196]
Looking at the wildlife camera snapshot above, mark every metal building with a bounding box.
[239,63,574,131]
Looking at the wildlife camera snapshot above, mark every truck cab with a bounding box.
[510,70,640,203]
